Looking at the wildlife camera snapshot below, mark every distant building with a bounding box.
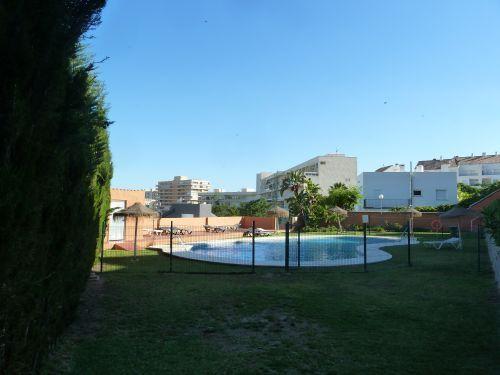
[145,189,159,208]
[416,153,500,186]
[157,176,211,205]
[109,188,146,241]
[256,154,357,206]
[358,172,457,209]
[375,164,405,172]
[199,188,259,207]
[159,203,213,218]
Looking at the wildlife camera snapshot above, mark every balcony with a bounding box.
[364,198,411,209]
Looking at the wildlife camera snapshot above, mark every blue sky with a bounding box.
[89,0,500,191]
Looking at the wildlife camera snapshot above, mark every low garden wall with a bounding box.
[344,211,480,232]
[105,216,276,249]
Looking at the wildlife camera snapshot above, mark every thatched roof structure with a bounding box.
[404,207,422,217]
[114,202,159,217]
[330,206,348,216]
[267,206,289,218]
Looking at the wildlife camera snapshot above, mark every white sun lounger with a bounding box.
[422,237,462,250]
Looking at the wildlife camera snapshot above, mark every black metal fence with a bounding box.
[95,221,484,274]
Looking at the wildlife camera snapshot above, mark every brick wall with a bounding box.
[110,188,145,205]
[344,211,479,231]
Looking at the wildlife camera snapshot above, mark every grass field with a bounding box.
[43,233,499,374]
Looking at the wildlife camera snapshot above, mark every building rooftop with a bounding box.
[416,154,500,170]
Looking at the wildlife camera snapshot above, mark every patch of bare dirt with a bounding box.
[188,307,326,354]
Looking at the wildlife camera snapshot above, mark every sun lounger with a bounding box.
[243,228,275,237]
[422,237,462,250]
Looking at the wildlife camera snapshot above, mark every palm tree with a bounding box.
[280,171,308,197]
[280,171,320,229]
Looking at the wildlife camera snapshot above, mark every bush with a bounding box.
[483,200,500,246]
[0,2,110,372]
[383,222,403,232]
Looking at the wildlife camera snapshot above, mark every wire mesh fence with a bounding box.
[94,220,485,274]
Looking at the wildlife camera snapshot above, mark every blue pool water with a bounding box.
[173,235,397,267]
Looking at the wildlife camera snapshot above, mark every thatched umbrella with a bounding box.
[439,205,480,234]
[114,203,159,258]
[404,207,422,236]
[330,206,348,231]
[267,206,290,230]
[267,206,290,217]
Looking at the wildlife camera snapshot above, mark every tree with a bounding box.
[308,198,337,228]
[239,198,271,217]
[0,1,110,372]
[212,203,240,217]
[458,181,500,207]
[324,184,362,211]
[280,172,320,228]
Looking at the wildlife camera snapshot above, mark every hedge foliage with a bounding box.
[483,200,500,246]
[0,1,110,372]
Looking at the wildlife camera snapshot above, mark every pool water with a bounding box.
[171,235,397,267]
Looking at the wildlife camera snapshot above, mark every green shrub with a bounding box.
[384,222,404,232]
[483,200,500,246]
[0,2,110,372]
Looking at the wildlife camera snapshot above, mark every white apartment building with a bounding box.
[199,188,259,207]
[416,153,500,186]
[157,176,211,205]
[358,171,457,209]
[256,154,357,205]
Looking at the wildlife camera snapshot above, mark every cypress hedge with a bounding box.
[0,1,111,372]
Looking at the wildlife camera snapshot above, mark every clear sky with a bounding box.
[89,0,500,191]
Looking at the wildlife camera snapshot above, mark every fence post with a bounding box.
[169,220,173,273]
[100,221,105,273]
[133,216,138,260]
[407,220,412,267]
[285,222,290,271]
[477,224,481,273]
[363,223,367,272]
[252,220,256,273]
[297,228,301,268]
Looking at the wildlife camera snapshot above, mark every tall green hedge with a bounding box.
[0,1,110,372]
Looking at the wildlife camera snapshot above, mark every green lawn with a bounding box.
[44,233,499,374]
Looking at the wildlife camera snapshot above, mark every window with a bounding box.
[320,161,326,165]
[413,190,422,197]
[436,189,447,201]
[469,179,480,186]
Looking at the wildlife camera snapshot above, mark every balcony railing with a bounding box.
[363,198,411,209]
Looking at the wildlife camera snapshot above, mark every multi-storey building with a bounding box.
[199,188,259,207]
[145,189,159,209]
[157,176,211,205]
[256,154,357,206]
[416,153,500,186]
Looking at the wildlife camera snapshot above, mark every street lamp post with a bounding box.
[378,194,384,215]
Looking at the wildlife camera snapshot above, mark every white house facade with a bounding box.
[358,171,457,209]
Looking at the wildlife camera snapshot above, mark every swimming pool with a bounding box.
[153,235,403,267]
